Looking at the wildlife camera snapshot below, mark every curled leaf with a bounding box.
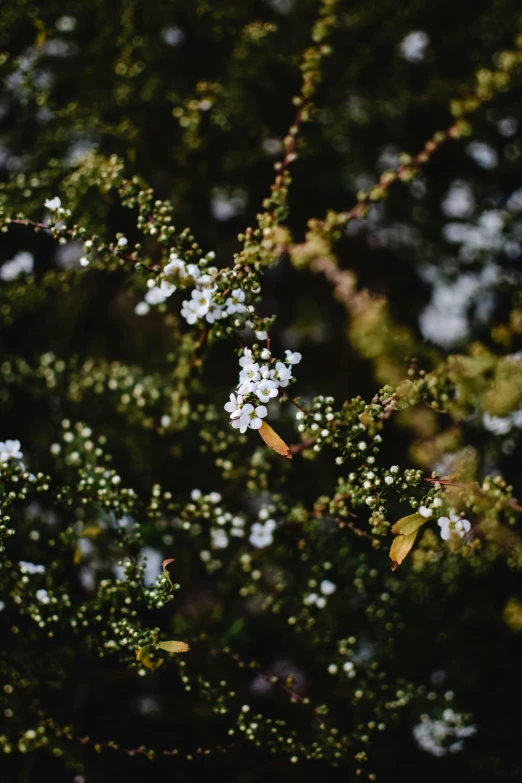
[389,530,418,571]
[155,640,190,653]
[162,558,175,588]
[258,421,292,459]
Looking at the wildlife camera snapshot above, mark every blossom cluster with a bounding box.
[134,250,254,329]
[224,347,302,433]
[413,708,477,757]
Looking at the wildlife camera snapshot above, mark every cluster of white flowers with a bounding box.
[182,283,247,326]
[0,439,22,463]
[134,253,186,315]
[0,251,34,281]
[413,708,477,757]
[225,347,302,432]
[44,196,64,213]
[19,561,45,575]
[134,251,252,326]
[438,510,471,541]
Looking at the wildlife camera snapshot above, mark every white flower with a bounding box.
[205,302,223,323]
[191,288,212,317]
[134,302,150,316]
[0,251,34,281]
[249,522,274,548]
[419,505,432,519]
[256,379,278,403]
[237,379,257,396]
[181,298,199,324]
[384,476,394,485]
[0,439,23,462]
[234,403,267,432]
[240,363,261,384]
[239,348,253,368]
[285,350,302,365]
[164,257,185,276]
[400,30,429,63]
[438,511,471,541]
[191,489,202,500]
[198,274,217,291]
[117,237,128,247]
[44,197,61,211]
[255,330,267,341]
[36,589,50,604]
[271,361,292,387]
[209,492,222,504]
[224,393,243,420]
[226,289,247,315]
[210,529,228,549]
[185,263,201,280]
[160,279,176,297]
[145,286,169,306]
[79,257,89,267]
[320,579,337,596]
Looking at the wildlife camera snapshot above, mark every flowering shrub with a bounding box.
[1,1,522,780]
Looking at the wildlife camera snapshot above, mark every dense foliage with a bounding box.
[2,1,522,780]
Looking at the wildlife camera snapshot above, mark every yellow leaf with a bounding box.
[80,525,102,540]
[391,513,427,536]
[155,640,190,653]
[135,644,163,670]
[258,421,292,459]
[73,542,82,566]
[389,531,418,571]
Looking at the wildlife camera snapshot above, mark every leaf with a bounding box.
[389,531,418,571]
[391,513,427,536]
[155,640,190,653]
[258,421,292,459]
[162,558,175,588]
[73,542,83,566]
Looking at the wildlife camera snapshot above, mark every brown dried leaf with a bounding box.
[258,421,292,459]
[162,558,175,587]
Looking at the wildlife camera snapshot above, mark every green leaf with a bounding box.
[391,513,427,536]
[135,644,152,668]
[389,531,418,571]
[135,643,163,670]
[155,640,190,653]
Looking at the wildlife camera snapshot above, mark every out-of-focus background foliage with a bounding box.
[2,0,522,781]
